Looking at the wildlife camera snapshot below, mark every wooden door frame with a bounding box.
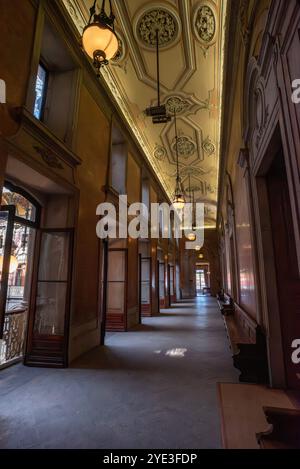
[158,262,165,309]
[157,260,160,314]
[140,256,152,318]
[138,253,142,324]
[251,126,287,388]
[100,239,108,345]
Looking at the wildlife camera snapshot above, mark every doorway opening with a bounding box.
[264,148,300,390]
[196,263,211,296]
[1,155,76,368]
[105,245,128,332]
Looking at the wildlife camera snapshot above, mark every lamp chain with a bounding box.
[174,111,179,183]
[88,0,97,25]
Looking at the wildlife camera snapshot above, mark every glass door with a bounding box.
[169,265,175,304]
[0,206,14,365]
[141,257,151,317]
[106,248,127,331]
[159,262,165,308]
[0,182,41,368]
[25,229,73,368]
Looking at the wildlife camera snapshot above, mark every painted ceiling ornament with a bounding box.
[181,166,210,178]
[154,145,167,161]
[173,136,196,158]
[190,184,203,193]
[202,136,215,156]
[137,8,179,48]
[194,4,216,44]
[165,96,190,115]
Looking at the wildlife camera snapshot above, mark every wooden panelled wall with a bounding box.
[218,0,300,389]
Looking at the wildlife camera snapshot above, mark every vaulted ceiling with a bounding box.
[62,0,228,227]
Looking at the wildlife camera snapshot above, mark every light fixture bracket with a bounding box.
[89,0,115,29]
[93,50,108,76]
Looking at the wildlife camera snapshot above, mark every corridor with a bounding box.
[0,298,238,449]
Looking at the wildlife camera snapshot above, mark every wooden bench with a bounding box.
[222,302,269,384]
[257,407,300,449]
[217,292,234,316]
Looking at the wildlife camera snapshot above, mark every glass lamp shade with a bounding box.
[82,23,119,62]
[187,232,196,241]
[172,194,185,211]
[195,246,201,252]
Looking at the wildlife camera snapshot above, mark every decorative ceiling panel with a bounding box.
[62,0,228,227]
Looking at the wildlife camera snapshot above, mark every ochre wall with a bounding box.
[73,85,110,327]
[0,0,36,137]
[127,153,141,205]
[0,0,36,106]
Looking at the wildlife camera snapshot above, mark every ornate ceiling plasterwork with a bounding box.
[173,136,197,158]
[136,8,180,49]
[194,4,216,44]
[61,0,229,228]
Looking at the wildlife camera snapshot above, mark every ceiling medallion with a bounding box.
[194,4,216,44]
[165,96,190,115]
[202,137,215,156]
[137,8,179,49]
[154,145,167,161]
[173,136,196,158]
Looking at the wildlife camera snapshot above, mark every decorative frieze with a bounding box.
[33,146,64,170]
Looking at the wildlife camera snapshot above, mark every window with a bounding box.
[33,63,48,120]
[1,185,37,222]
[29,18,79,146]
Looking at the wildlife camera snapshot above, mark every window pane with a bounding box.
[34,282,67,336]
[1,187,36,222]
[6,224,35,312]
[141,259,151,305]
[0,211,9,301]
[38,232,70,282]
[159,264,165,299]
[34,64,47,120]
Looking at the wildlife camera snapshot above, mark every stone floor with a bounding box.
[0,297,238,449]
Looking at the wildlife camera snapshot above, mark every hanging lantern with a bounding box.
[82,0,119,76]
[172,111,185,211]
[187,232,196,241]
[185,175,196,240]
[172,190,185,211]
